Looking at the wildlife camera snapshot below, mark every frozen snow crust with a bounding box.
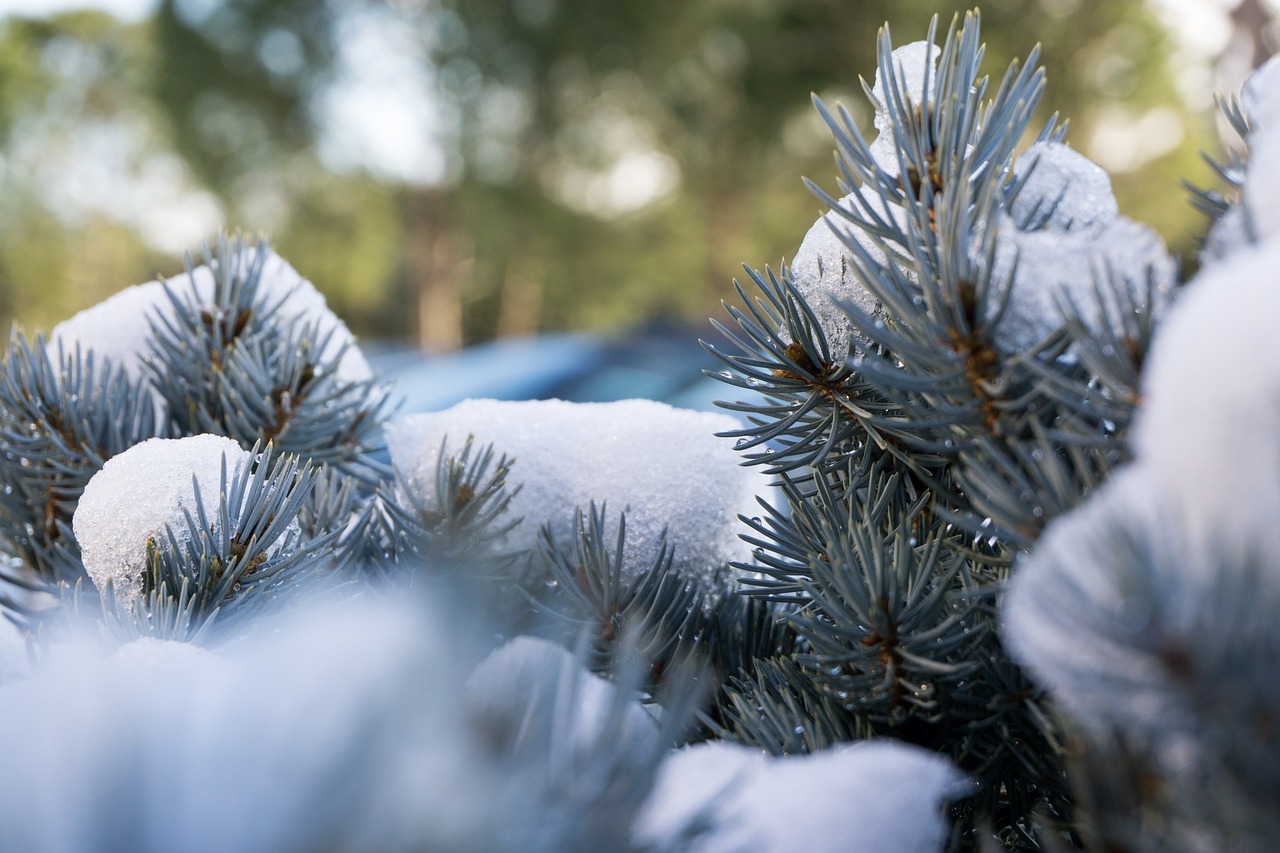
[386,398,770,591]
[74,435,252,604]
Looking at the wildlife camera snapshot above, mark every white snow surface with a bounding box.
[634,739,969,853]
[1242,123,1280,243]
[1200,201,1251,263]
[73,434,252,604]
[254,249,373,384]
[465,636,658,759]
[1002,468,1193,732]
[0,593,500,853]
[1133,239,1280,553]
[987,213,1175,353]
[787,188,906,353]
[1216,56,1280,251]
[0,616,28,683]
[1010,142,1119,235]
[1006,238,1280,735]
[984,143,1174,354]
[1242,52,1280,133]
[50,265,215,388]
[866,42,942,177]
[385,399,770,591]
[49,247,371,391]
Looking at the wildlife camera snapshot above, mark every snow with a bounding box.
[50,265,215,388]
[464,635,658,759]
[871,41,942,140]
[983,143,1175,354]
[48,246,371,393]
[1133,239,1280,554]
[1241,52,1280,133]
[865,42,941,178]
[1212,56,1280,252]
[384,399,771,592]
[634,739,969,853]
[0,615,28,683]
[73,434,252,605]
[0,592,500,853]
[1200,202,1251,263]
[1002,468,1186,732]
[1006,237,1280,734]
[787,188,905,352]
[254,249,373,384]
[1009,142,1119,234]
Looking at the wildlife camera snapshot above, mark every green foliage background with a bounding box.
[0,0,1219,344]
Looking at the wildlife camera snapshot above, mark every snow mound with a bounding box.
[49,246,371,393]
[385,399,769,591]
[1006,238,1280,735]
[1010,142,1119,234]
[465,636,658,759]
[1002,468,1179,731]
[0,593,495,853]
[50,265,215,388]
[635,738,969,853]
[73,434,252,604]
[253,249,372,384]
[870,41,942,176]
[985,143,1174,353]
[787,188,905,353]
[1134,239,1280,550]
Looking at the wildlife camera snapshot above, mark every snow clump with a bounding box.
[465,636,659,764]
[1132,238,1280,552]
[73,434,252,604]
[787,188,907,354]
[50,265,215,388]
[634,738,969,853]
[1201,53,1280,259]
[385,399,770,593]
[986,141,1175,353]
[868,41,942,175]
[785,42,942,355]
[49,246,371,395]
[1005,236,1280,742]
[0,593,501,853]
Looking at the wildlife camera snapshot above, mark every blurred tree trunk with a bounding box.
[496,251,544,338]
[408,188,463,352]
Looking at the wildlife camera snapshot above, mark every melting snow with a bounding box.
[870,41,942,177]
[1010,142,1119,234]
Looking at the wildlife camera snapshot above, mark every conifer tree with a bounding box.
[0,9,1274,853]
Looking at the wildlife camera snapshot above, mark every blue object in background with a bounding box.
[369,321,735,415]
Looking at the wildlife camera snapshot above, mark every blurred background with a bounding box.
[0,0,1270,354]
